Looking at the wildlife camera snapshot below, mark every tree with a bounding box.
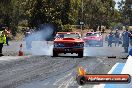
[0,0,12,26]
[0,0,120,34]
[61,0,70,25]
[118,0,132,26]
[83,0,116,31]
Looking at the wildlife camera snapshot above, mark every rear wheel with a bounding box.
[53,50,58,57]
[78,51,83,58]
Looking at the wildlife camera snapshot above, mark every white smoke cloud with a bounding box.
[24,24,54,55]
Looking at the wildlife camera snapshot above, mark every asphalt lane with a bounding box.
[84,42,128,57]
[0,41,128,88]
[0,56,126,88]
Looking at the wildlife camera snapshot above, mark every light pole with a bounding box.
[81,0,84,20]
[80,0,84,36]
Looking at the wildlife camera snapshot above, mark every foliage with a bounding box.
[61,24,72,32]
[0,0,121,34]
[83,0,116,31]
[118,0,132,26]
[110,22,123,30]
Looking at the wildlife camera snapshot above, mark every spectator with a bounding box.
[0,30,6,56]
[114,29,120,47]
[105,35,108,42]
[102,28,105,33]
[25,30,32,50]
[122,29,130,53]
[4,27,11,46]
[129,30,132,46]
[25,30,31,38]
[107,31,114,47]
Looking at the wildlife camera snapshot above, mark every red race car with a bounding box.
[83,32,103,47]
[53,32,84,57]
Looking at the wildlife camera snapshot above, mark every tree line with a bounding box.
[0,0,131,35]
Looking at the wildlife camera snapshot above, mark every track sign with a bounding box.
[80,22,84,25]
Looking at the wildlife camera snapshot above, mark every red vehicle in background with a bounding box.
[83,32,103,47]
[53,32,84,57]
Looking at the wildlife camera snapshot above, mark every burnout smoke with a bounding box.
[24,24,54,55]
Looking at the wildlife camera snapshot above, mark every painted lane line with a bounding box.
[111,63,125,74]
[108,63,119,74]
[53,72,72,85]
[121,56,132,76]
[58,75,74,88]
[58,77,69,88]
[65,77,74,88]
[109,56,132,88]
[104,63,125,88]
[92,63,125,88]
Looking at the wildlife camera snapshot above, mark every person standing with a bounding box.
[4,27,11,46]
[0,31,6,56]
[25,30,32,50]
[107,31,114,47]
[122,29,130,53]
[114,29,120,47]
[129,30,132,46]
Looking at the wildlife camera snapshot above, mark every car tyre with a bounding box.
[78,51,83,58]
[53,50,58,57]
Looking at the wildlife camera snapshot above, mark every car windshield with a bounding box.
[86,33,99,36]
[56,33,80,38]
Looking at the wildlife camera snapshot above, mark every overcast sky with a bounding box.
[115,0,121,9]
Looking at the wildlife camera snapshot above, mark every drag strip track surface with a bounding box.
[0,56,126,88]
